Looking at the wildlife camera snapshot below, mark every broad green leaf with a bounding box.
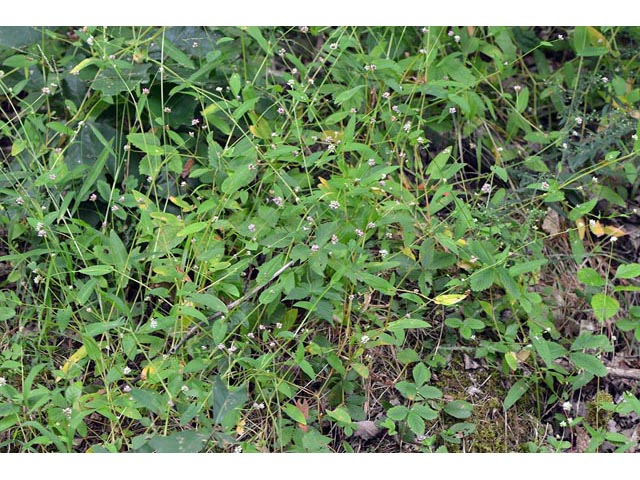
[433,293,468,306]
[327,407,352,424]
[148,431,208,453]
[503,379,530,411]
[591,293,619,322]
[569,198,598,222]
[188,293,228,314]
[444,400,473,419]
[508,259,548,276]
[78,265,113,276]
[615,263,640,279]
[505,351,518,371]
[412,363,430,386]
[406,411,426,436]
[283,404,307,425]
[221,166,258,195]
[570,352,608,377]
[387,405,409,421]
[387,318,431,331]
[211,376,247,425]
[177,221,209,237]
[469,268,496,292]
[127,132,163,156]
[396,381,418,400]
[412,404,439,420]
[578,268,605,287]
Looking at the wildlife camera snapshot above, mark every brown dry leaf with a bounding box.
[574,425,590,453]
[181,158,195,179]
[542,208,561,235]
[352,420,381,441]
[516,349,531,363]
[463,353,481,370]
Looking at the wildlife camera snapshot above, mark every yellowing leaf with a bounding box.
[505,351,518,371]
[586,26,610,51]
[516,349,531,363]
[236,419,246,436]
[455,238,468,246]
[603,225,625,237]
[433,293,468,306]
[589,220,606,237]
[56,345,88,381]
[141,363,157,382]
[576,217,586,240]
[400,246,415,261]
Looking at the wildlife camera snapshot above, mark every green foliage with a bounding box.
[1,25,639,452]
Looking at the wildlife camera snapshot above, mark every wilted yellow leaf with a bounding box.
[236,418,246,436]
[433,293,468,306]
[604,225,626,237]
[516,349,531,363]
[141,363,157,382]
[589,220,606,237]
[576,217,586,240]
[56,345,88,381]
[400,246,415,261]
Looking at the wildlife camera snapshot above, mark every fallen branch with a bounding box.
[169,259,296,355]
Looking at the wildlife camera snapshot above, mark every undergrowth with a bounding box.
[1,26,640,452]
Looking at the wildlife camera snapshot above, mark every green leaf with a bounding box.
[417,385,443,400]
[148,431,208,453]
[444,400,473,419]
[508,259,548,276]
[615,263,640,279]
[571,332,613,352]
[469,268,496,292]
[283,404,307,425]
[406,411,426,436]
[188,293,228,314]
[503,378,530,411]
[387,318,431,331]
[387,405,409,421]
[396,381,418,400]
[229,73,241,96]
[211,376,247,425]
[221,166,258,196]
[578,268,605,287]
[127,132,163,156]
[256,253,286,285]
[433,293,468,306]
[177,221,209,237]
[327,407,352,425]
[591,293,619,322]
[334,85,366,105]
[78,265,114,276]
[412,363,430,386]
[570,352,608,377]
[412,404,439,420]
[569,198,598,222]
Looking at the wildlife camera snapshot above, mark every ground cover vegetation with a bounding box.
[1,26,640,452]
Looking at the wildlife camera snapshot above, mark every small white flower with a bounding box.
[234,445,243,453]
[150,318,158,329]
[403,121,412,132]
[142,88,150,96]
[592,176,598,183]
[379,249,388,258]
[481,183,492,194]
[311,244,320,252]
[163,106,172,113]
[277,107,285,115]
[513,85,522,92]
[355,228,364,237]
[632,134,638,140]
[331,234,338,245]
[0,377,6,387]
[360,335,370,344]
[561,401,572,412]
[191,118,200,126]
[610,236,618,243]
[86,36,94,46]
[287,79,295,87]
[448,30,454,37]
[329,43,338,50]
[558,34,564,40]
[276,322,282,329]
[382,92,390,99]
[248,224,256,233]
[454,35,461,43]
[575,116,583,125]
[15,196,24,205]
[449,107,457,114]
[329,200,340,210]
[41,86,51,95]
[63,407,72,418]
[272,196,284,207]
[601,76,609,83]
[217,343,226,351]
[541,181,550,190]
[123,367,131,375]
[181,385,189,393]
[192,41,198,48]
[247,332,255,339]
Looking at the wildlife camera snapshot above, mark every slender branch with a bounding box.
[169,260,296,355]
